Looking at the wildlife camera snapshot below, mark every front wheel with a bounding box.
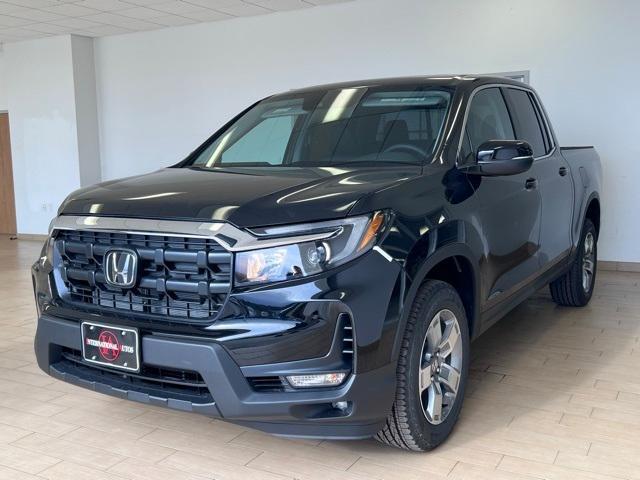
[549,218,597,307]
[375,280,469,451]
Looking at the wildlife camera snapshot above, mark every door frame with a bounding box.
[0,111,17,235]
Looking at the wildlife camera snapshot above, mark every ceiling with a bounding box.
[0,0,353,44]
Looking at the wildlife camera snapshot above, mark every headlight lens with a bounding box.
[234,211,389,286]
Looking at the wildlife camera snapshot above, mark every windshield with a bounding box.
[188,86,452,168]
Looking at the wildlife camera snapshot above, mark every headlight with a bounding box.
[234,211,389,286]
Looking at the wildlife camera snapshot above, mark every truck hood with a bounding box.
[59,166,422,227]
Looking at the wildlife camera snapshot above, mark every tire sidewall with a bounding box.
[404,283,470,449]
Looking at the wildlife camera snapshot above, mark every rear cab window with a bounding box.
[503,88,552,157]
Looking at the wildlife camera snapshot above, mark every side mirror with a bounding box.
[464,140,534,176]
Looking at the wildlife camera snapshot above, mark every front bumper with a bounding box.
[35,314,395,438]
[33,248,403,439]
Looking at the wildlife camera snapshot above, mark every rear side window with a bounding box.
[460,87,515,163]
[504,88,548,157]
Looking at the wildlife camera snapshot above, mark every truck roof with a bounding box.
[287,75,530,94]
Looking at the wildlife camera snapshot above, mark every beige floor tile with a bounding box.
[449,462,540,480]
[140,428,262,465]
[0,465,40,480]
[0,444,60,474]
[498,455,622,480]
[131,409,243,439]
[108,457,211,480]
[555,451,640,480]
[319,438,456,475]
[39,461,128,480]
[430,442,503,468]
[446,431,559,464]
[50,405,156,438]
[0,424,32,444]
[12,432,126,470]
[0,407,78,437]
[247,451,368,480]
[232,431,360,470]
[160,450,294,480]
[588,441,640,468]
[60,426,176,462]
[347,456,449,479]
[0,395,68,417]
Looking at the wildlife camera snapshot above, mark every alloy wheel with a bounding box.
[582,231,595,292]
[418,309,463,425]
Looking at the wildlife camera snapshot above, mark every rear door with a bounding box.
[502,87,574,268]
[460,87,542,306]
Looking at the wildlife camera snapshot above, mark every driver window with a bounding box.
[461,88,515,163]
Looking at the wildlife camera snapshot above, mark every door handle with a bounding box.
[559,166,568,176]
[525,178,538,190]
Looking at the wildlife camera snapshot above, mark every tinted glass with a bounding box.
[189,87,452,168]
[221,115,295,165]
[504,88,546,157]
[462,88,515,163]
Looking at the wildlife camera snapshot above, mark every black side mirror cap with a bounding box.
[462,140,534,176]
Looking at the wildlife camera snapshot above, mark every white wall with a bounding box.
[71,35,102,187]
[0,50,7,112]
[92,0,640,262]
[5,35,101,234]
[5,36,81,235]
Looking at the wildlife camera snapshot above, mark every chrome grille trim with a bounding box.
[49,215,336,252]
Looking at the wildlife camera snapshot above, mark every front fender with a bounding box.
[390,224,482,363]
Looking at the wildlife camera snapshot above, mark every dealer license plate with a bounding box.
[81,322,140,372]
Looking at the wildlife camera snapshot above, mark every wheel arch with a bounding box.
[584,195,601,238]
[392,243,481,362]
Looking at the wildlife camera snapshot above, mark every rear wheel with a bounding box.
[550,218,597,306]
[375,280,469,451]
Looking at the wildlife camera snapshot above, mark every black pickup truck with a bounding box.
[32,75,601,451]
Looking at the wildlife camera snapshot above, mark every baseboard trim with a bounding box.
[16,233,48,242]
[599,261,640,273]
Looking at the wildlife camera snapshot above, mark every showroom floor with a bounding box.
[1,236,639,480]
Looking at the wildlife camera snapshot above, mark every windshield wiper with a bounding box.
[189,162,274,169]
[326,160,421,167]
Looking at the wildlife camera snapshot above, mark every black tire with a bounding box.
[375,280,470,451]
[549,218,597,307]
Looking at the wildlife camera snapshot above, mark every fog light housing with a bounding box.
[286,372,347,388]
[332,401,349,411]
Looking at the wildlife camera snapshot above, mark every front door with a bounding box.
[460,87,542,306]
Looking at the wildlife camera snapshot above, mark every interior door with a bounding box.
[502,88,574,267]
[460,87,542,305]
[0,113,17,235]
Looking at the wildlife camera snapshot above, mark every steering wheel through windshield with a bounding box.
[381,143,427,161]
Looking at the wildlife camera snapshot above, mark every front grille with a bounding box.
[53,229,231,321]
[57,348,213,404]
